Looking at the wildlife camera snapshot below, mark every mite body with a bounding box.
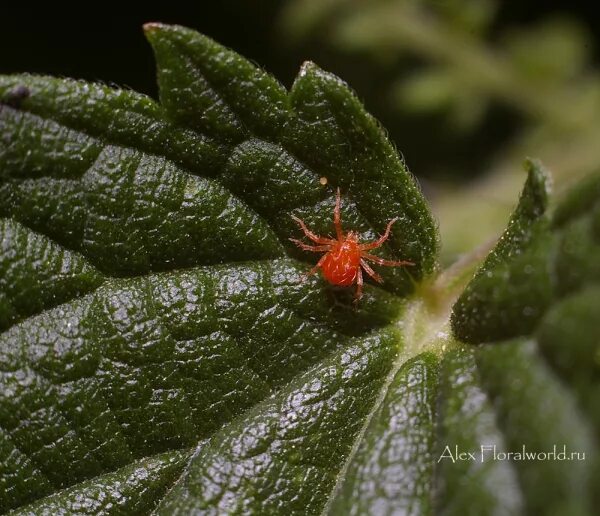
[290,189,413,301]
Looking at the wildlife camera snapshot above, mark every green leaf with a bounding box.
[452,162,600,344]
[156,330,397,514]
[327,352,440,515]
[6,451,189,515]
[0,23,438,514]
[535,287,600,433]
[0,102,282,275]
[0,219,104,331]
[1,22,599,516]
[433,347,523,515]
[451,159,554,343]
[144,23,289,142]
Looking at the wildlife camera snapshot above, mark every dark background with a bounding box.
[1,2,288,97]
[2,1,598,95]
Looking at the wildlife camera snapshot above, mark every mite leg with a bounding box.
[360,259,383,283]
[354,267,364,303]
[333,188,343,240]
[292,215,336,244]
[359,218,399,251]
[289,238,331,253]
[362,253,414,267]
[300,253,328,282]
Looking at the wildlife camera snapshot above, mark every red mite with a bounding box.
[290,189,414,301]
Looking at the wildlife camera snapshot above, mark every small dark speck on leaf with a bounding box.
[2,85,30,108]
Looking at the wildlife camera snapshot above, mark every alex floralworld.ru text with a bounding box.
[437,444,586,463]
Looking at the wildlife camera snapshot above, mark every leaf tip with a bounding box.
[293,60,351,98]
[520,157,552,218]
[523,157,551,188]
[298,60,319,77]
[143,22,163,34]
[297,60,342,84]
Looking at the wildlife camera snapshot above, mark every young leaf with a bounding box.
[451,159,554,343]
